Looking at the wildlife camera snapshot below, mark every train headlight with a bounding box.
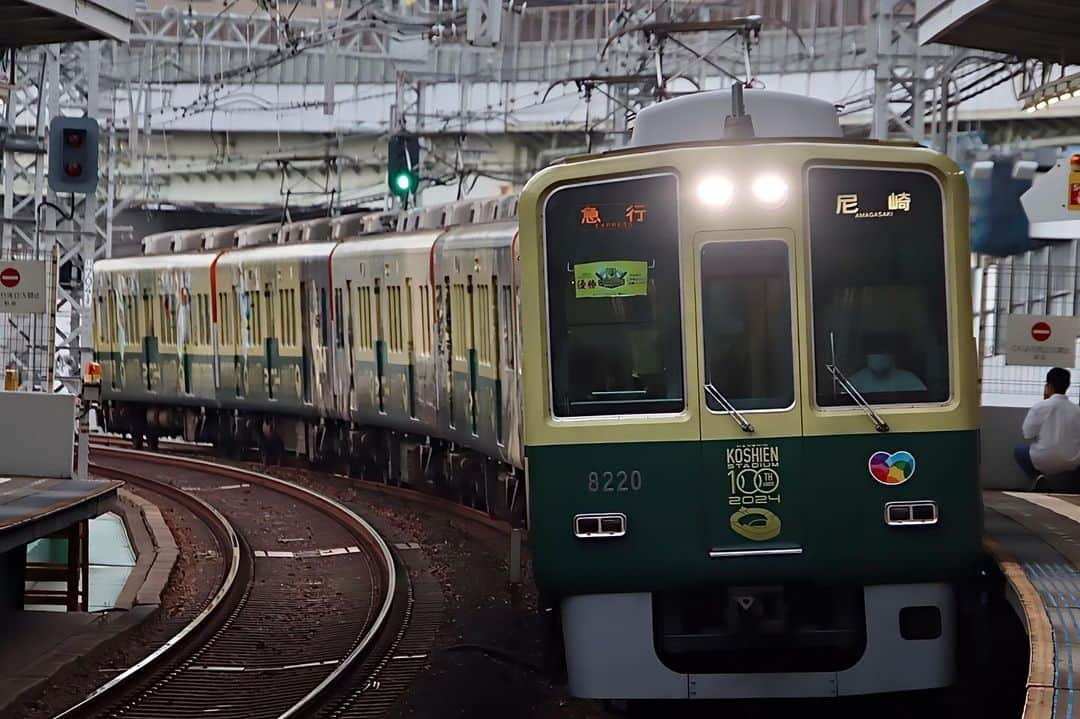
[752,174,788,207]
[697,176,735,208]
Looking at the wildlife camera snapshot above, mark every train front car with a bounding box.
[516,89,981,700]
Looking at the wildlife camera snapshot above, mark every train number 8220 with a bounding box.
[587,470,644,493]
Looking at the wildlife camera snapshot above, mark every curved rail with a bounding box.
[55,461,243,718]
[84,445,399,719]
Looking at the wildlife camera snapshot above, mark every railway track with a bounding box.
[59,446,399,719]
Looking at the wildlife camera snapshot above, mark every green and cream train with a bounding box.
[93,88,982,700]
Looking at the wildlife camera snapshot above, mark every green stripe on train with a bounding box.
[526,429,981,596]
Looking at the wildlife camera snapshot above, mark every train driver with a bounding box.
[849,332,927,394]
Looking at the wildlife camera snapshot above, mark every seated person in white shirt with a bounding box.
[1015,367,1080,486]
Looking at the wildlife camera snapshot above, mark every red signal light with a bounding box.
[65,131,83,148]
[64,162,82,177]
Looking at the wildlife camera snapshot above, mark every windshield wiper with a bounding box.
[705,383,755,433]
[825,364,890,433]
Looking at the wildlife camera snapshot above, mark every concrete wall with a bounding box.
[0,392,75,478]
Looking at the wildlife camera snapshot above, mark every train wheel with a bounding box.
[131,433,144,450]
[147,434,159,451]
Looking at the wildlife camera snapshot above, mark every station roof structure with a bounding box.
[916,0,1080,64]
[0,477,121,555]
[0,0,133,46]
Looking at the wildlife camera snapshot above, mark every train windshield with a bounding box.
[808,166,950,407]
[543,173,684,418]
[700,240,794,411]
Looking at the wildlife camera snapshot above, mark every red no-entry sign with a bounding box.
[0,267,20,288]
[1032,321,1052,342]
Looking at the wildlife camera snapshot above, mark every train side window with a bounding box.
[466,276,476,358]
[475,281,489,366]
[319,288,329,347]
[700,240,794,411]
[542,173,684,417]
[143,293,155,339]
[501,284,515,369]
[218,292,227,345]
[233,288,242,347]
[250,291,259,344]
[808,166,949,406]
[196,294,201,345]
[200,294,209,345]
[334,287,345,348]
[191,295,198,346]
[290,289,297,347]
[158,294,168,342]
[490,276,500,370]
[405,278,415,356]
[260,285,271,343]
[280,289,287,347]
[357,286,372,350]
[452,283,467,360]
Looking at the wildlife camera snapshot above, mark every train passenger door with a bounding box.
[142,289,158,392]
[466,275,478,435]
[264,283,277,400]
[695,230,805,556]
[440,276,454,426]
[374,278,386,413]
[300,281,312,403]
[405,277,417,418]
[491,275,503,443]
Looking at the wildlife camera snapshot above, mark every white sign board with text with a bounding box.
[1005,314,1079,367]
[0,260,47,314]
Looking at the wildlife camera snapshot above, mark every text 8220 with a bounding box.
[587,470,643,493]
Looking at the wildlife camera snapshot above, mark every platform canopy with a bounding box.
[916,0,1080,64]
[0,0,133,47]
[0,478,121,554]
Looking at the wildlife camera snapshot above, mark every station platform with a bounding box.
[984,490,1080,719]
[0,477,121,555]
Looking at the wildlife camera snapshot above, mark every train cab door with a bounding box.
[695,229,806,557]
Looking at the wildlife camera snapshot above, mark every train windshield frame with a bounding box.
[700,239,795,412]
[807,165,951,408]
[541,172,685,418]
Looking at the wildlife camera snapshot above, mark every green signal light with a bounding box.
[394,173,413,192]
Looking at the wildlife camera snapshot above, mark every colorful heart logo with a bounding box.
[868,450,916,486]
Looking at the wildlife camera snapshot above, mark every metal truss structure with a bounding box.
[1,43,116,396]
[0,0,1058,398]
[93,0,1033,207]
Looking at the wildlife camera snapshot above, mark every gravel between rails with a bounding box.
[54,450,394,719]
